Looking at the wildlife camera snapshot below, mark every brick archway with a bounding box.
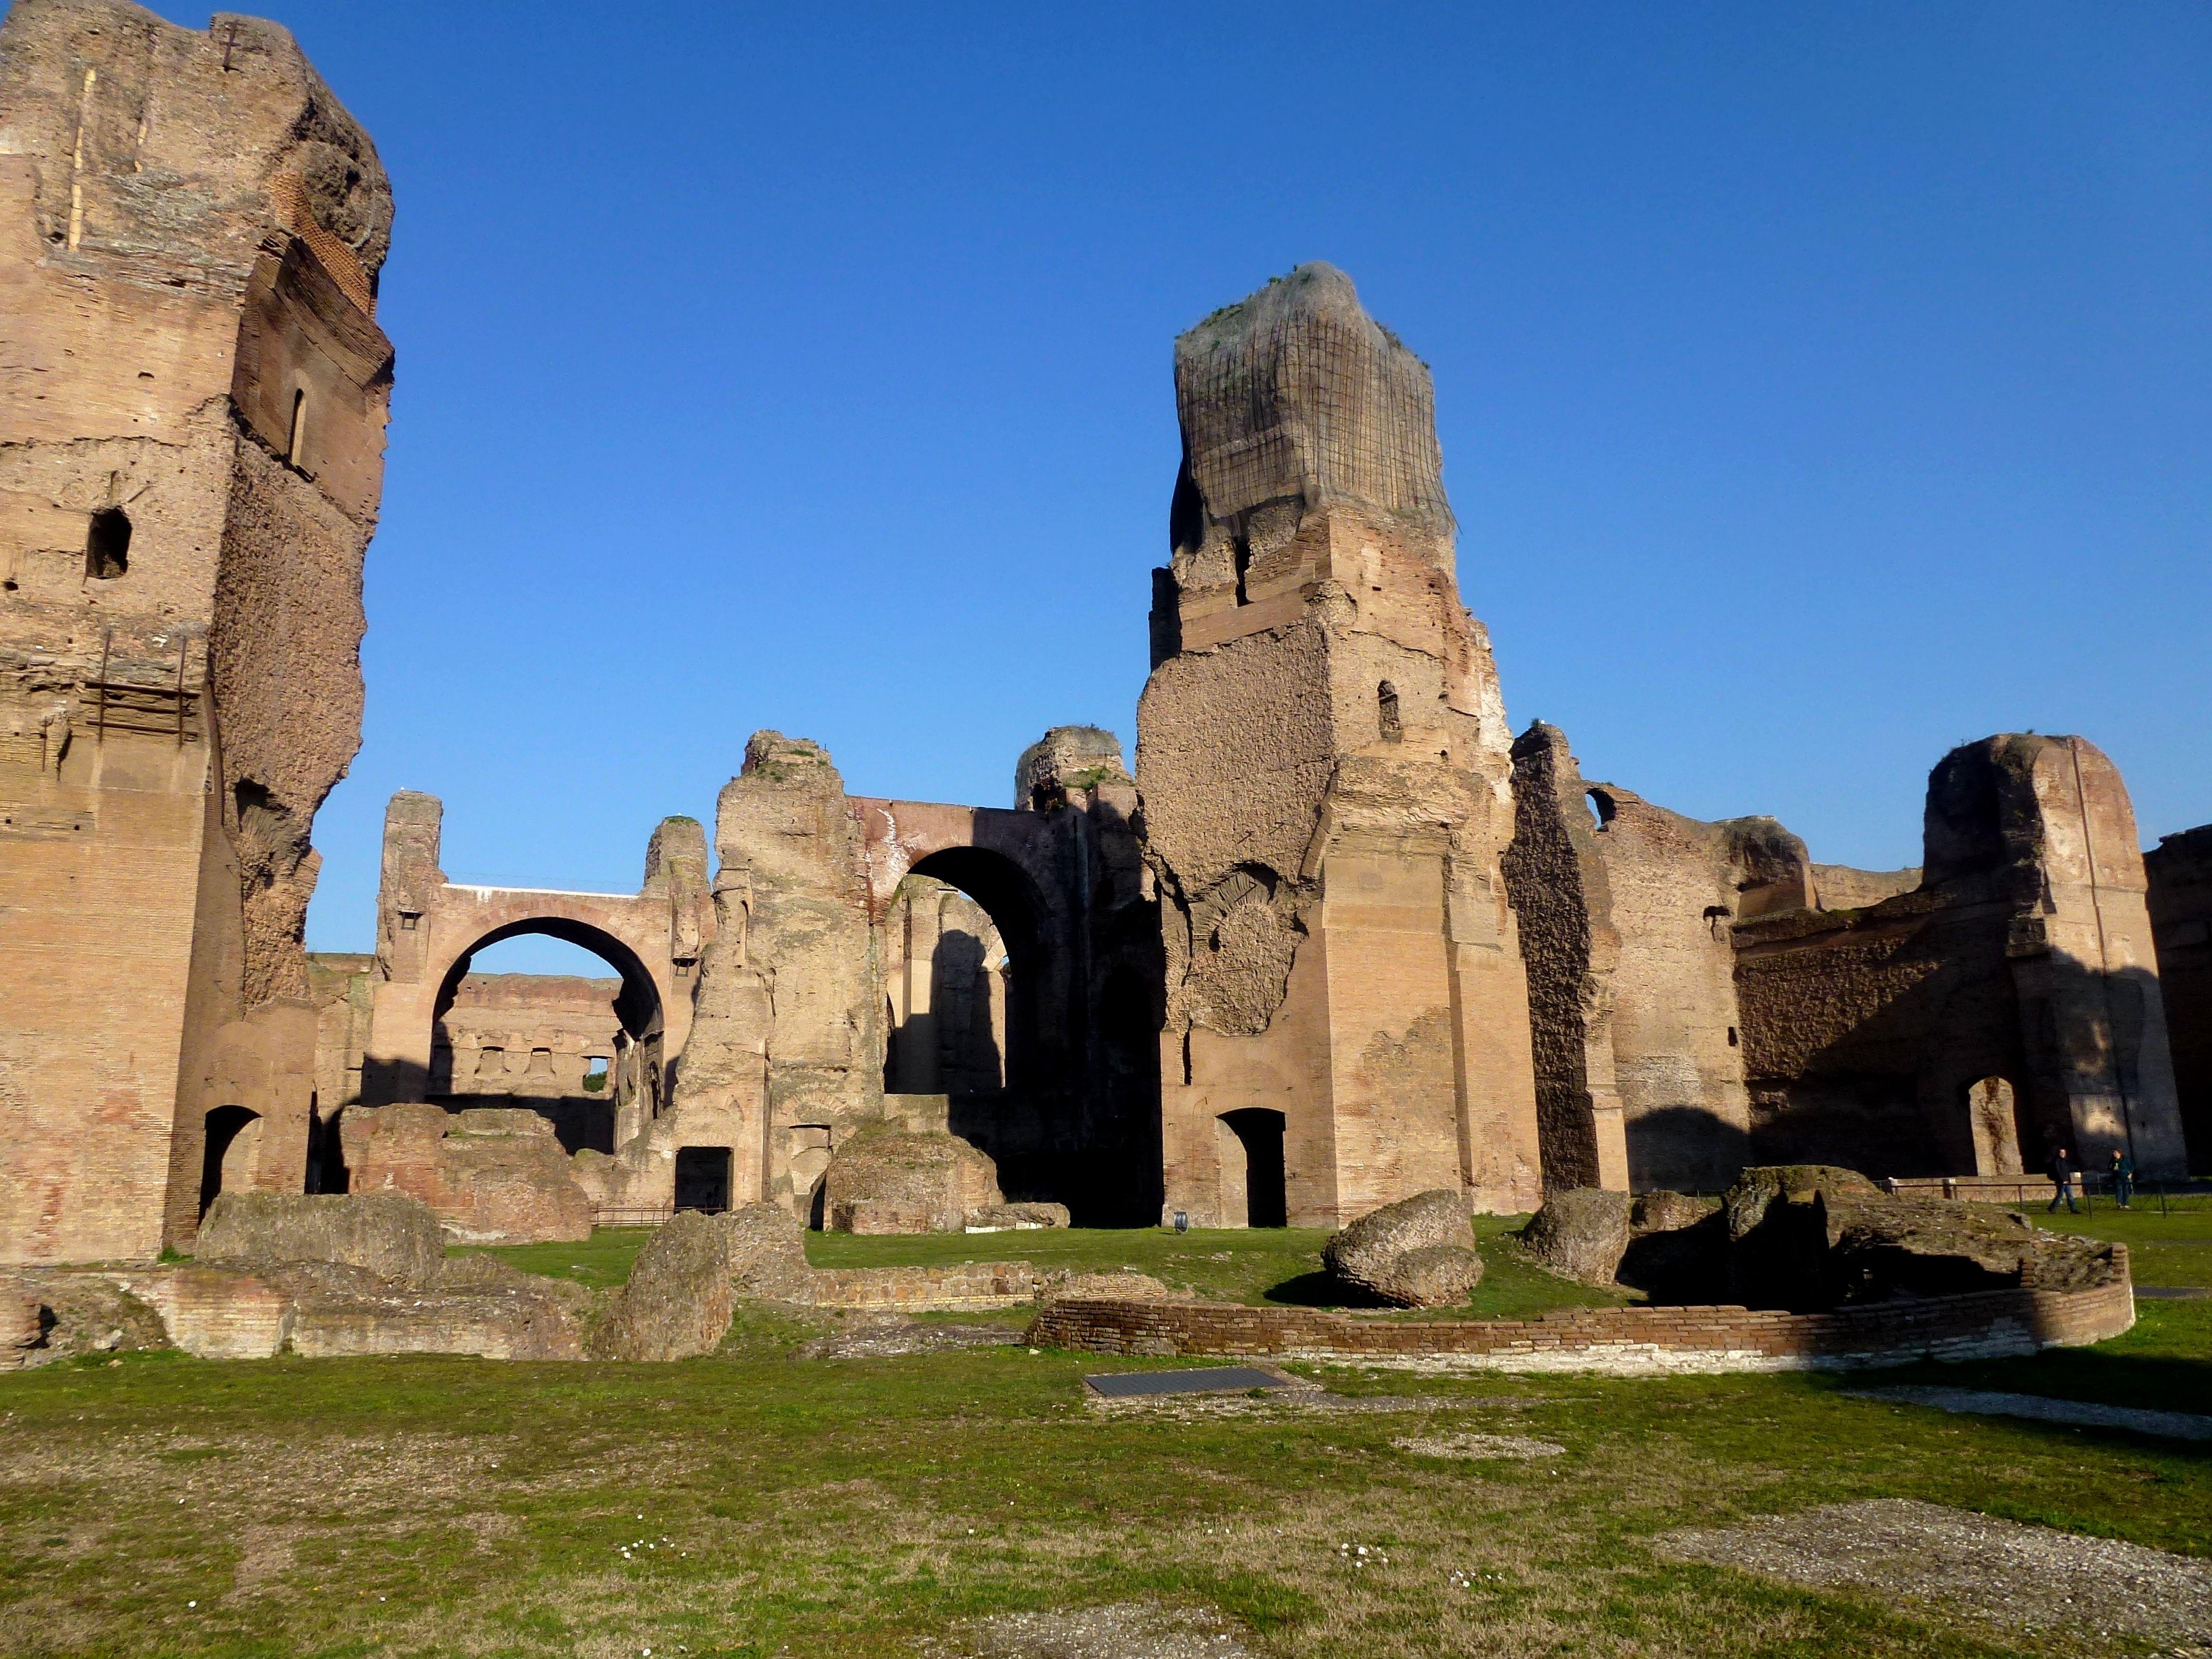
[358,793,712,1124]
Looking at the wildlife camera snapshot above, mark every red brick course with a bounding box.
[1026,1249,2134,1375]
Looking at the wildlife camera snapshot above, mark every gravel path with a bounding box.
[1659,1498,2212,1648]
[1852,1386,2212,1442]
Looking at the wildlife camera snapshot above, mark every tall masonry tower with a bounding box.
[1136,263,1542,1227]
[0,0,393,1262]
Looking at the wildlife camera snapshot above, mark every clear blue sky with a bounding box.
[208,2,2209,968]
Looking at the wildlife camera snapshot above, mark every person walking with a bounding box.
[2111,1148,2136,1209]
[2048,1146,2079,1214]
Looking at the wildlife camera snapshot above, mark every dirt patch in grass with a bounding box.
[1391,1432,1565,1461]
[796,1318,1026,1359]
[1659,1497,2212,1649]
[932,1600,1254,1657]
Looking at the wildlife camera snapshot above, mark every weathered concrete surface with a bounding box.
[283,1256,587,1360]
[1734,736,2186,1180]
[337,1102,592,1245]
[1322,1188,1482,1306]
[195,1189,443,1287]
[821,1123,1003,1233]
[2145,824,2212,1173]
[0,0,393,1263]
[1140,264,1541,1228]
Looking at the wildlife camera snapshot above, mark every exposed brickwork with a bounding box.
[809,1262,1041,1312]
[1027,1251,2134,1375]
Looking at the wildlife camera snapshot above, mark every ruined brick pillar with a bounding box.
[0,1,393,1262]
[1136,264,1542,1225]
[1929,736,2187,1177]
[669,732,882,1214]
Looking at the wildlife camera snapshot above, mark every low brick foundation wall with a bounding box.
[1027,1274,2135,1376]
[809,1262,1039,1312]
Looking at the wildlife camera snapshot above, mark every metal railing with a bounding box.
[588,1204,730,1227]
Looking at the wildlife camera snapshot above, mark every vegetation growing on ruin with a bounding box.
[7,1208,2205,1658]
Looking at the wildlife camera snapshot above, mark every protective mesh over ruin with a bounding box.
[1173,263,1453,545]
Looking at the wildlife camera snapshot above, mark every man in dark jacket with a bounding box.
[2048,1146,2079,1214]
[2111,1148,2136,1209]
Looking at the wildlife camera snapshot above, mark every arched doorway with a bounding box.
[429,920,666,1154]
[199,1105,263,1218]
[885,846,1066,1204]
[1217,1108,1287,1228]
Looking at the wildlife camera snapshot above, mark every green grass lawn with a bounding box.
[4,1299,2206,1658]
[467,1217,1632,1321]
[9,1207,2200,1656]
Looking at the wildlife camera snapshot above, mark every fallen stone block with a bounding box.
[589,1211,733,1361]
[718,1202,815,1300]
[339,1103,591,1246]
[1630,1189,1716,1235]
[108,1267,293,1360]
[197,1191,446,1289]
[1323,1189,1477,1306]
[822,1125,1002,1234]
[1520,1188,1632,1286]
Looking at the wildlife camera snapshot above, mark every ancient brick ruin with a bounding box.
[1,4,2202,1272]
[1,0,393,1261]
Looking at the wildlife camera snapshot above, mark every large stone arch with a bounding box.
[358,793,713,1140]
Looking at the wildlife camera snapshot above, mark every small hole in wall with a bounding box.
[1231,536,1252,605]
[1727,1026,1739,1047]
[1586,788,1617,830]
[84,507,131,580]
[286,388,307,462]
[1377,681,1402,742]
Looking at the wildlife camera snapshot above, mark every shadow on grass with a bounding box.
[1815,1299,2212,1425]
[1260,1271,1389,1310]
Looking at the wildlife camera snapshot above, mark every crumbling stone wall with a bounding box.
[338,1102,592,1245]
[2146,825,2212,1174]
[0,0,393,1262]
[1138,264,1541,1226]
[639,733,881,1219]
[1734,735,2187,1179]
[1500,725,1626,1190]
[1504,723,1813,1192]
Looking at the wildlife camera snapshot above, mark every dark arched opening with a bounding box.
[429,919,665,1155]
[1377,680,1401,742]
[1099,965,1164,1224]
[1218,1108,1287,1228]
[85,507,131,580]
[199,1104,261,1218]
[898,845,1077,1207]
[904,847,1045,1098]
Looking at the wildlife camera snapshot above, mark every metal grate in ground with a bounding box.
[1083,1366,1294,1398]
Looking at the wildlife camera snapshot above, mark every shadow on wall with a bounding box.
[1742,954,2170,1179]
[1624,1107,1750,1194]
